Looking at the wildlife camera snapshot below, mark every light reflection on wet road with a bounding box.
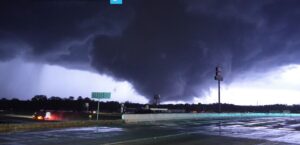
[1,117,300,145]
[195,117,300,144]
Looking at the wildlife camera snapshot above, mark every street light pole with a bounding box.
[215,66,223,113]
[218,79,221,113]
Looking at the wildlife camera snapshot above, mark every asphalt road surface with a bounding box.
[1,117,300,145]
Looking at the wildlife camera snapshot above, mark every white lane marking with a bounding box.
[104,132,195,145]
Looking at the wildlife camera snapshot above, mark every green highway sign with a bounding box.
[92,92,111,99]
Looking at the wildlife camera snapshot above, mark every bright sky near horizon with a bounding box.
[1,58,300,105]
[197,64,300,105]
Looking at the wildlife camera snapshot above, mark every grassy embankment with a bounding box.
[0,112,123,133]
[0,120,124,133]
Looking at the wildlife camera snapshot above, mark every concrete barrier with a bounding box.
[122,113,300,123]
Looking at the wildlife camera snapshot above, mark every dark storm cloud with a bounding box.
[1,0,300,101]
[0,0,132,68]
[91,0,300,101]
[0,35,27,61]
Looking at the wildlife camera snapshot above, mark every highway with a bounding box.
[1,117,300,145]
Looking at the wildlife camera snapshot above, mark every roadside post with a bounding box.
[85,102,89,112]
[91,92,111,120]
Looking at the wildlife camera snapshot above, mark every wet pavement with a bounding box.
[1,117,300,145]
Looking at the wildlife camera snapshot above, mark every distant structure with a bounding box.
[153,94,160,106]
[121,103,125,113]
[214,66,223,113]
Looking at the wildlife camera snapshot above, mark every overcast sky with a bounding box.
[1,0,300,105]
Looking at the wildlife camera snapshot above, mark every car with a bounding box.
[32,111,46,120]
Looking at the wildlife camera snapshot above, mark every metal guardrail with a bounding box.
[122,113,300,123]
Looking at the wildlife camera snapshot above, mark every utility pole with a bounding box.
[214,66,223,113]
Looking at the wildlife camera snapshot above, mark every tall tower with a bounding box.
[214,66,223,113]
[154,94,160,106]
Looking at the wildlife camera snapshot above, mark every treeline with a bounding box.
[1,95,300,113]
[0,95,120,113]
